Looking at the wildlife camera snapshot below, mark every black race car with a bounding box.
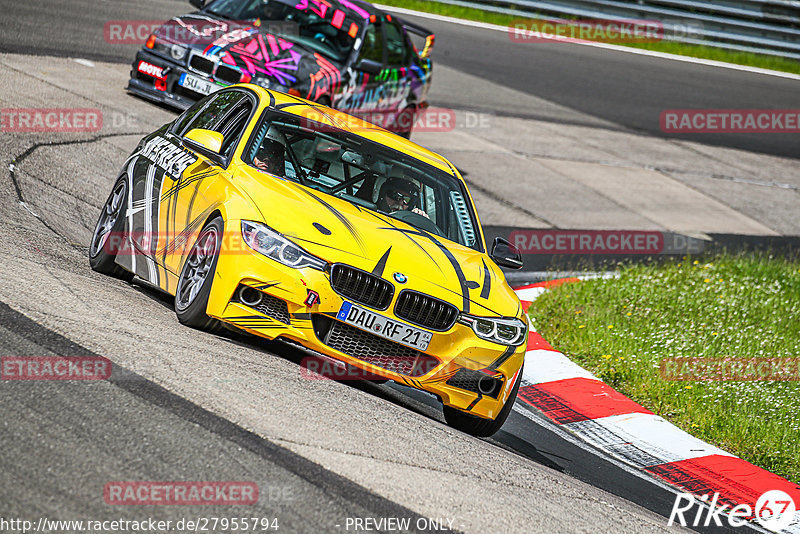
[127,0,435,136]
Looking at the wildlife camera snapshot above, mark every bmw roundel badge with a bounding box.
[393,272,408,284]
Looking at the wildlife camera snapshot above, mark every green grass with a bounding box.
[528,254,800,483]
[378,0,800,75]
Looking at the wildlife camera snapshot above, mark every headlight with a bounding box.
[241,220,326,270]
[458,315,527,346]
[149,39,187,62]
[170,44,187,60]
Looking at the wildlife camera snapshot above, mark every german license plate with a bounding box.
[179,73,219,95]
[336,301,432,351]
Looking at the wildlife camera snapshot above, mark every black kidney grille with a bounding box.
[189,54,214,76]
[215,64,241,85]
[323,321,438,377]
[330,264,393,310]
[394,291,458,331]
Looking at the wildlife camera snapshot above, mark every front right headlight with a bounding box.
[458,315,527,346]
[241,220,326,270]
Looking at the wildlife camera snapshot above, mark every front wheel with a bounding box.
[89,176,134,281]
[443,365,523,437]
[175,216,224,332]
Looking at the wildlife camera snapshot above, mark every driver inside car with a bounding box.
[376,176,430,219]
[253,138,286,177]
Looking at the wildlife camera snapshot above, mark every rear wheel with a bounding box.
[395,104,417,139]
[175,216,224,332]
[89,177,134,281]
[443,365,523,437]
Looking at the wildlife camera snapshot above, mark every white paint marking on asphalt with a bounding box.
[73,58,95,68]
[20,201,40,218]
[376,4,800,81]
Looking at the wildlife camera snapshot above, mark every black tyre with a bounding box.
[175,216,224,332]
[395,104,417,139]
[89,176,134,281]
[443,364,523,437]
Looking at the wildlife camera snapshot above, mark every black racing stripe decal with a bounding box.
[252,282,280,290]
[378,227,471,314]
[160,168,218,201]
[297,188,365,253]
[292,236,362,258]
[361,211,443,273]
[371,247,391,277]
[466,395,482,411]
[489,346,516,370]
[480,260,491,299]
[428,281,503,317]
[157,207,215,259]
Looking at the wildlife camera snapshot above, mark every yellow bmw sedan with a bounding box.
[90,84,527,436]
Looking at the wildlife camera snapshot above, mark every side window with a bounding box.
[359,24,383,63]
[171,94,215,136]
[179,91,244,137]
[384,22,410,66]
[216,98,254,157]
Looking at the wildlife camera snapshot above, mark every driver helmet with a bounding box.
[379,176,420,210]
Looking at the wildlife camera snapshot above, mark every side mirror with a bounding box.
[355,58,382,75]
[183,128,225,164]
[189,0,206,9]
[490,237,523,270]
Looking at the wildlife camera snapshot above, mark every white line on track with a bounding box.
[376,4,800,82]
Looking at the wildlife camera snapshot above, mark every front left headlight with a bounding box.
[458,315,527,346]
[241,220,326,270]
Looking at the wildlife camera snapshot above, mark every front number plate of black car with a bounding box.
[179,73,219,96]
[336,301,432,351]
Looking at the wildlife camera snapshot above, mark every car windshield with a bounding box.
[204,0,365,62]
[244,111,482,251]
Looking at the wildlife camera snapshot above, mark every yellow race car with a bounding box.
[90,84,527,436]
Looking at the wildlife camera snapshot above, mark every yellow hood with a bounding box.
[235,168,520,317]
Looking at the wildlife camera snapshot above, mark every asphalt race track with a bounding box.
[0,1,795,533]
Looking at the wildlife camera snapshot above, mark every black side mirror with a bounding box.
[189,0,206,9]
[355,58,382,75]
[490,237,523,270]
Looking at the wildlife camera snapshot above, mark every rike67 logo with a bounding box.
[669,490,797,531]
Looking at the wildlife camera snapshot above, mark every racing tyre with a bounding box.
[443,364,523,437]
[89,176,134,281]
[396,105,416,139]
[175,216,224,333]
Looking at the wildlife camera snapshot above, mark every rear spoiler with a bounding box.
[399,18,435,59]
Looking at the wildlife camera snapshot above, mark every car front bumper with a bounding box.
[204,224,526,420]
[126,49,222,111]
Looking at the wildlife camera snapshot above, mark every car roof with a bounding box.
[241,84,457,176]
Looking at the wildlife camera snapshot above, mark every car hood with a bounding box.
[235,169,521,318]
[154,14,341,92]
